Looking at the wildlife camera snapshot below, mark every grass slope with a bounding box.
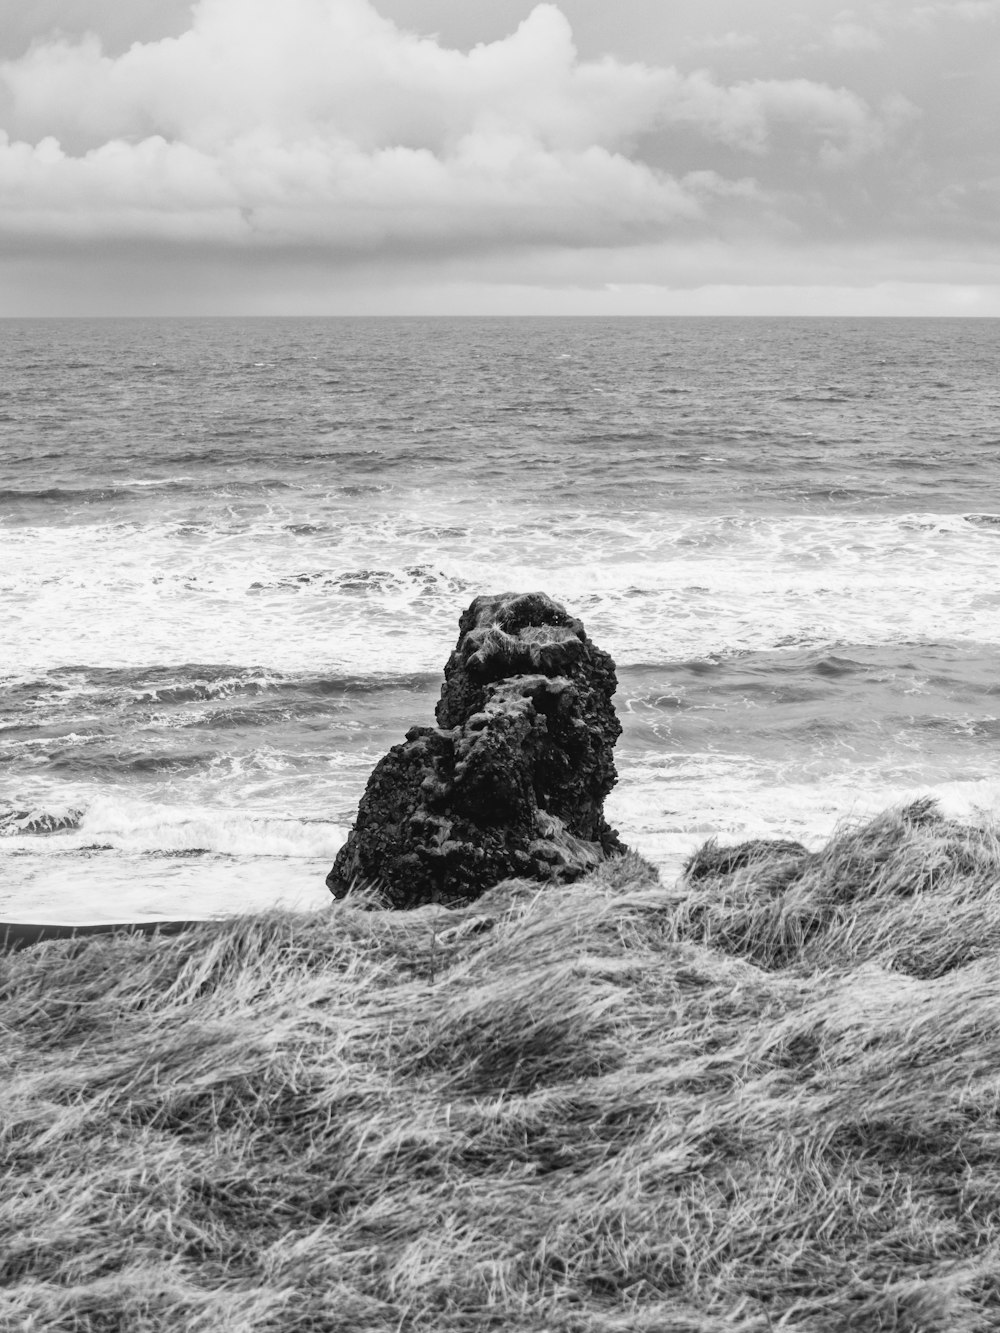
[3,799,1000,1331]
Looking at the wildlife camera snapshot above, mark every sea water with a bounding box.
[2,316,999,923]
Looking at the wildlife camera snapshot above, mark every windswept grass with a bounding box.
[3,801,1000,1330]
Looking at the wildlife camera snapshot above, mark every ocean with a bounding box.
[2,316,999,924]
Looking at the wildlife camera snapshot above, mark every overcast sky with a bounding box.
[1,0,998,314]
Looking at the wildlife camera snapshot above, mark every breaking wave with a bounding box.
[0,796,347,859]
[0,805,84,836]
[4,509,1000,678]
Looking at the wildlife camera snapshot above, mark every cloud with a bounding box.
[0,127,713,250]
[0,0,909,256]
[686,31,761,53]
[826,16,884,52]
[909,0,1000,23]
[2,3,664,155]
[656,72,911,163]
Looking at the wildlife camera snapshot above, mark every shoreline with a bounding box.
[0,917,206,950]
[5,802,999,1327]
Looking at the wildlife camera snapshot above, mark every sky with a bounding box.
[1,0,999,315]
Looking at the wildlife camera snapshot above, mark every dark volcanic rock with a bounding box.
[327,592,627,907]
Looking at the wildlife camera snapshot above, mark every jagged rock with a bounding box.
[327,592,627,907]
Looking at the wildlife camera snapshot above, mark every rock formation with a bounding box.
[327,591,627,907]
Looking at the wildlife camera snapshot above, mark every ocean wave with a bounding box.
[0,475,304,509]
[779,392,856,404]
[791,484,895,503]
[131,670,290,706]
[122,476,196,488]
[0,479,197,504]
[250,564,473,597]
[5,509,1000,676]
[610,767,1000,875]
[0,805,84,836]
[46,747,221,777]
[182,705,294,730]
[0,796,347,859]
[0,486,126,504]
[214,479,296,494]
[0,665,440,717]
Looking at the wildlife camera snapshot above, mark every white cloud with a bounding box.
[826,14,884,51]
[0,0,909,254]
[0,127,711,249]
[910,0,1000,22]
[686,30,761,53]
[658,72,910,163]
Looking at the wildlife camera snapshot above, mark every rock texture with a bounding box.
[327,592,627,907]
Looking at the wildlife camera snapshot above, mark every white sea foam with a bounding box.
[8,770,994,925]
[0,851,333,922]
[0,794,346,859]
[2,508,999,679]
[5,317,999,923]
[611,767,1000,880]
[122,477,196,487]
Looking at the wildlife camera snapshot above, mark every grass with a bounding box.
[3,798,1000,1330]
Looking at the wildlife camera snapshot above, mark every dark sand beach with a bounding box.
[1,917,203,950]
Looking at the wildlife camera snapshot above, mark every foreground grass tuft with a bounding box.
[3,806,1000,1330]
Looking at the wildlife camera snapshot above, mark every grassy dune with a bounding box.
[3,800,1000,1331]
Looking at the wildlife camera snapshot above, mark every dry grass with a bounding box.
[3,801,1000,1331]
